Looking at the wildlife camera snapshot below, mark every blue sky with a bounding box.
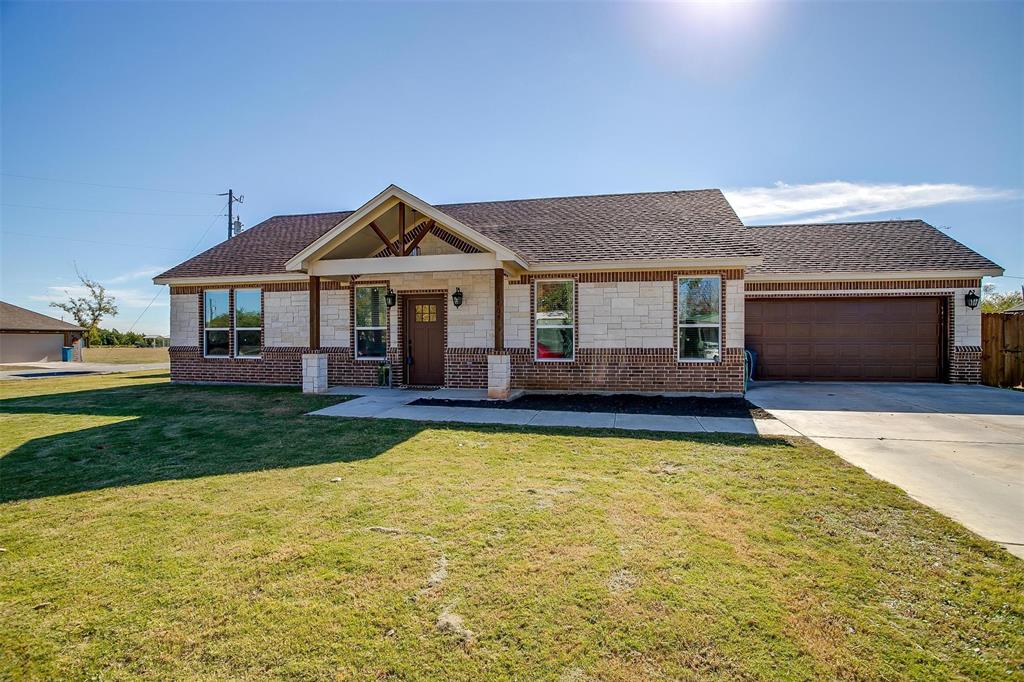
[2,1,1021,335]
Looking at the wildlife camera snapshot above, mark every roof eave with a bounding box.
[746,267,1003,282]
[525,256,763,272]
[153,273,310,286]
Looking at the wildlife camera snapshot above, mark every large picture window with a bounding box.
[678,276,721,361]
[234,288,262,358]
[355,285,387,359]
[535,279,574,361]
[204,289,230,357]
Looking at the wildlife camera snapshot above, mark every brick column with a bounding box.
[302,353,328,393]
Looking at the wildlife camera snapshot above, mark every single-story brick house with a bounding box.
[154,185,1002,396]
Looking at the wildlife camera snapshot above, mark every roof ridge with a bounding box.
[267,209,353,220]
[748,218,928,228]
[263,188,726,220]
[437,187,723,208]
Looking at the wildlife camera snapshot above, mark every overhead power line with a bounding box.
[126,202,229,333]
[1,171,218,196]
[0,230,190,252]
[1,202,222,217]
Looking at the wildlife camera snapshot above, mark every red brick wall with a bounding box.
[950,346,982,384]
[508,347,744,393]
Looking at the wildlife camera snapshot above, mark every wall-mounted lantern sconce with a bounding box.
[964,290,980,310]
[451,287,464,308]
[385,289,397,308]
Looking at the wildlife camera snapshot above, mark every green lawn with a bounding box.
[1,372,1021,680]
[82,346,169,364]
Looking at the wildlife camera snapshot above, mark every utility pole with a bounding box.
[218,189,244,240]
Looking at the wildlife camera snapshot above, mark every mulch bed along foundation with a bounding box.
[411,394,775,419]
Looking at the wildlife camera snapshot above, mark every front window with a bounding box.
[535,280,574,361]
[234,288,262,358]
[204,289,230,357]
[355,285,387,359]
[678,276,721,361]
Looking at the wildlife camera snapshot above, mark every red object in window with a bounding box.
[537,342,559,358]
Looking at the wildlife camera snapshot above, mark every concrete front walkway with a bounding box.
[747,381,1024,559]
[309,386,797,437]
[0,361,169,380]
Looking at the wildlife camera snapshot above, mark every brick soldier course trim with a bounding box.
[746,278,981,292]
[509,268,743,285]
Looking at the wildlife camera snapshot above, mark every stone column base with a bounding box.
[487,354,511,400]
[302,353,328,393]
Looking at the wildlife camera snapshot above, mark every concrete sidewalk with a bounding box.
[747,381,1024,559]
[0,361,169,380]
[309,386,797,437]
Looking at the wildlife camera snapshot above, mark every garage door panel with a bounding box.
[0,333,64,362]
[746,297,943,382]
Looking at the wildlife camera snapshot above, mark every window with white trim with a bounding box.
[534,279,574,361]
[234,288,262,358]
[677,276,721,361]
[204,289,230,357]
[355,285,387,359]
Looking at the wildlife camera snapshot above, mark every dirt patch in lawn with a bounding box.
[411,393,775,419]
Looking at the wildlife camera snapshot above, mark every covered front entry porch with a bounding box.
[290,187,519,398]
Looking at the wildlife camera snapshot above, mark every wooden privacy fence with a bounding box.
[981,313,1024,387]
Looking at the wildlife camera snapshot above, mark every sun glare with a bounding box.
[622,1,780,78]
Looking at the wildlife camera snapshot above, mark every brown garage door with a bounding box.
[745,297,945,381]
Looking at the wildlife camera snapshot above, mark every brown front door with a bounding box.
[745,297,944,381]
[404,295,445,386]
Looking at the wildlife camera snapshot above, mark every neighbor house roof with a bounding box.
[746,220,1002,276]
[0,301,83,332]
[156,189,757,280]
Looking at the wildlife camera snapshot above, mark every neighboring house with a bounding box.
[143,334,171,348]
[1004,303,1024,314]
[0,301,83,363]
[154,185,1001,396]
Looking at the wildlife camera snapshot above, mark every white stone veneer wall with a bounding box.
[504,283,530,348]
[953,287,981,346]
[170,294,198,346]
[384,270,494,348]
[725,279,745,349]
[578,281,674,348]
[320,289,350,347]
[264,290,309,347]
[417,233,462,256]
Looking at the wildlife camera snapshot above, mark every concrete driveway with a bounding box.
[747,382,1024,558]
[0,361,169,380]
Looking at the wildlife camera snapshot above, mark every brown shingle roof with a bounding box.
[1,301,83,332]
[156,189,757,280]
[440,189,757,263]
[746,220,1001,275]
[157,210,352,280]
[155,192,1002,281]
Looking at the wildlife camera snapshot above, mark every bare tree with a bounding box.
[50,269,118,345]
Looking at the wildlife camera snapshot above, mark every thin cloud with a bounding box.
[31,285,168,310]
[106,265,170,284]
[725,181,1019,224]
